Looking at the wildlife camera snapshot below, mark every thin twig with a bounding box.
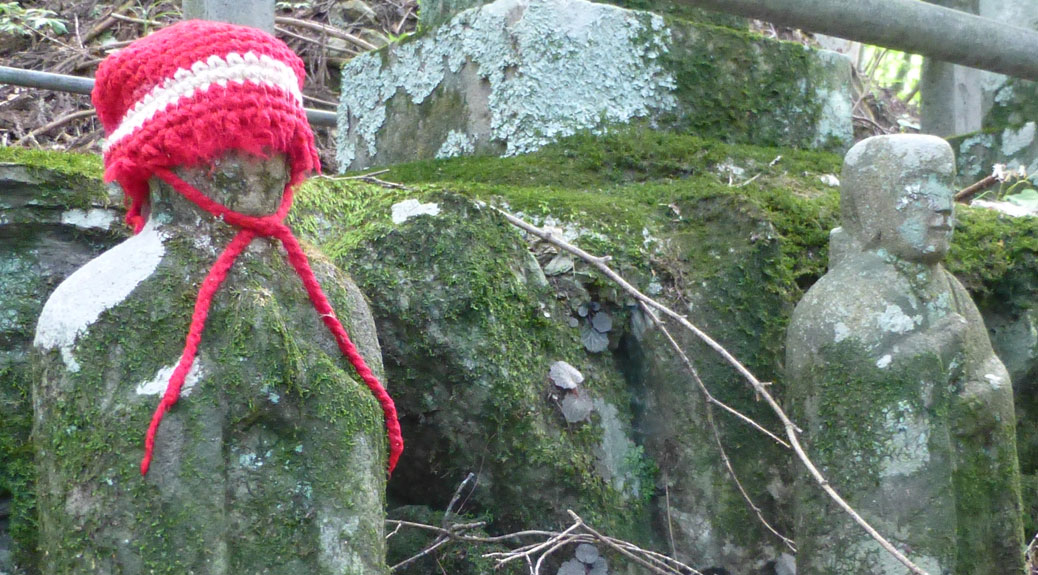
[663,472,676,557]
[569,511,700,575]
[316,171,413,190]
[275,25,359,55]
[391,535,451,571]
[303,94,340,108]
[640,302,795,552]
[15,109,94,146]
[443,472,477,527]
[493,205,932,575]
[110,13,161,27]
[1026,531,1038,575]
[275,16,379,51]
[852,114,892,135]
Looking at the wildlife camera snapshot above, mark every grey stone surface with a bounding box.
[337,0,852,171]
[786,135,1024,574]
[182,0,274,33]
[978,0,1038,127]
[0,159,126,575]
[32,153,388,575]
[947,0,1038,187]
[951,121,1038,187]
[920,0,982,137]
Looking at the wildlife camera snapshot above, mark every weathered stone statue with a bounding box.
[32,21,397,574]
[786,134,1024,574]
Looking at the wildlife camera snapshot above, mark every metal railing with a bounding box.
[681,0,1038,81]
[0,65,338,128]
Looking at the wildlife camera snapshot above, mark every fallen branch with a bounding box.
[82,0,136,43]
[954,174,998,202]
[492,205,931,575]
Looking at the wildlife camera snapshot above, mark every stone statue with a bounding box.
[785,134,1024,574]
[32,21,396,574]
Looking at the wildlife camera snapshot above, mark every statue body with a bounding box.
[33,154,388,575]
[786,135,1023,574]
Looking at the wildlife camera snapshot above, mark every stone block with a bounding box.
[0,150,126,575]
[951,121,1038,187]
[337,0,852,171]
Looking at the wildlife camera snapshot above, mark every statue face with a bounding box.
[880,170,955,263]
[840,134,958,265]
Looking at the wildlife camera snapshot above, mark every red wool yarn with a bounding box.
[92,19,402,476]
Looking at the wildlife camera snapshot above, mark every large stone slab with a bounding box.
[0,149,126,575]
[337,0,852,171]
[951,121,1038,186]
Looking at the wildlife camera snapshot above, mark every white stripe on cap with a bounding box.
[103,51,304,151]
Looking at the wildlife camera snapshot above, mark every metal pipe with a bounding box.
[681,0,1038,81]
[0,65,338,127]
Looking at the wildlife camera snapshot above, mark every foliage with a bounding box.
[857,45,923,105]
[0,2,66,36]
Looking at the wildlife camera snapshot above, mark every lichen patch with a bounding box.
[134,361,206,397]
[60,208,116,230]
[391,199,441,223]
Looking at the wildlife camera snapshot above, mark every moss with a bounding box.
[0,146,103,180]
[0,147,110,210]
[798,342,949,489]
[0,361,38,570]
[947,204,1038,311]
[7,126,1038,570]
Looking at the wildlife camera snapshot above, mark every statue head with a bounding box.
[839,135,956,264]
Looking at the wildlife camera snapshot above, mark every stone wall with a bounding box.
[3,127,1037,573]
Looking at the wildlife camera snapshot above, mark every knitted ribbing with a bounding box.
[93,20,402,476]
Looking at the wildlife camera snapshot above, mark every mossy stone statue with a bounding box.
[32,153,389,575]
[32,20,394,575]
[786,134,1024,574]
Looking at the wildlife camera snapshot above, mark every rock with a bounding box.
[0,149,126,575]
[337,0,852,170]
[561,392,594,423]
[574,542,599,564]
[549,360,584,390]
[6,126,1038,574]
[786,135,1024,574]
[293,190,650,539]
[774,552,796,575]
[557,558,586,575]
[32,153,388,574]
[418,0,748,30]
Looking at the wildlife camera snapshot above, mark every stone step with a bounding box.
[336,0,853,171]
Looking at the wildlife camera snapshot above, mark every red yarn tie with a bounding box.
[140,168,403,476]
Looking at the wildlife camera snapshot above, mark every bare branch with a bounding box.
[492,205,932,575]
[639,302,795,551]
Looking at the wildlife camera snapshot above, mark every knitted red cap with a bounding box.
[93,19,320,232]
